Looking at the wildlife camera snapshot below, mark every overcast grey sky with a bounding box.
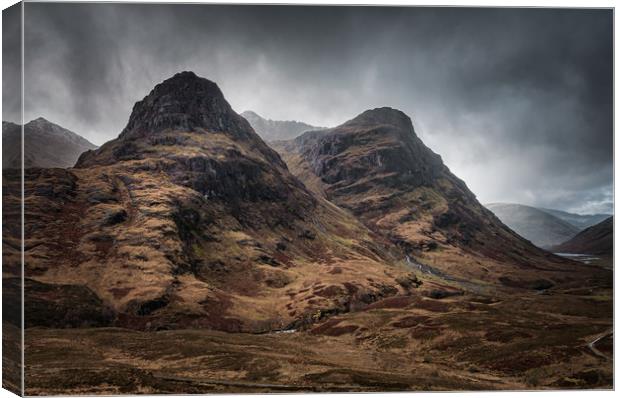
[6,4,614,214]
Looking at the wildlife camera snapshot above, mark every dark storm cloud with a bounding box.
[3,2,22,122]
[14,4,613,214]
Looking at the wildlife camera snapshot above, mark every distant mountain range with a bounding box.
[539,208,610,230]
[2,117,97,168]
[485,202,612,249]
[485,203,579,248]
[552,216,613,256]
[241,110,324,142]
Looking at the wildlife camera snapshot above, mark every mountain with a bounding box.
[7,72,421,332]
[539,207,611,230]
[485,203,580,248]
[240,110,324,141]
[552,216,613,256]
[272,107,573,286]
[6,75,612,394]
[2,118,97,169]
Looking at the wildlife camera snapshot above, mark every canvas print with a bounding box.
[1,2,614,395]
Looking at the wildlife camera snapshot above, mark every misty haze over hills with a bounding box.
[2,117,97,168]
[539,208,610,230]
[240,110,324,142]
[485,203,580,248]
[485,202,611,249]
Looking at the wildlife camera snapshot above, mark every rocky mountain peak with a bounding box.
[344,107,414,132]
[24,117,59,132]
[76,72,289,169]
[2,117,96,169]
[240,110,260,119]
[26,118,64,135]
[290,107,443,193]
[27,116,51,126]
[120,71,252,139]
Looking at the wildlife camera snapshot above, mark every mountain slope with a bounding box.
[9,72,421,332]
[7,77,612,394]
[486,203,580,248]
[241,110,324,141]
[272,108,573,286]
[539,207,611,230]
[552,216,613,256]
[2,118,97,168]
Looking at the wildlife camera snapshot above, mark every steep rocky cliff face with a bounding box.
[273,107,571,285]
[12,72,420,332]
[75,72,314,226]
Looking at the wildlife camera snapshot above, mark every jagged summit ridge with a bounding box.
[120,71,253,139]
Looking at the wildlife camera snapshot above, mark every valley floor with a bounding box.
[21,279,613,394]
[554,252,614,270]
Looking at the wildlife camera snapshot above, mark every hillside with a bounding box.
[485,203,580,248]
[241,110,324,141]
[3,73,610,394]
[7,72,421,332]
[272,108,576,287]
[552,216,613,256]
[2,118,97,168]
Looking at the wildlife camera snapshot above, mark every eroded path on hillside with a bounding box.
[587,329,613,361]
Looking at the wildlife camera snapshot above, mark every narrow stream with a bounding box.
[404,255,486,295]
